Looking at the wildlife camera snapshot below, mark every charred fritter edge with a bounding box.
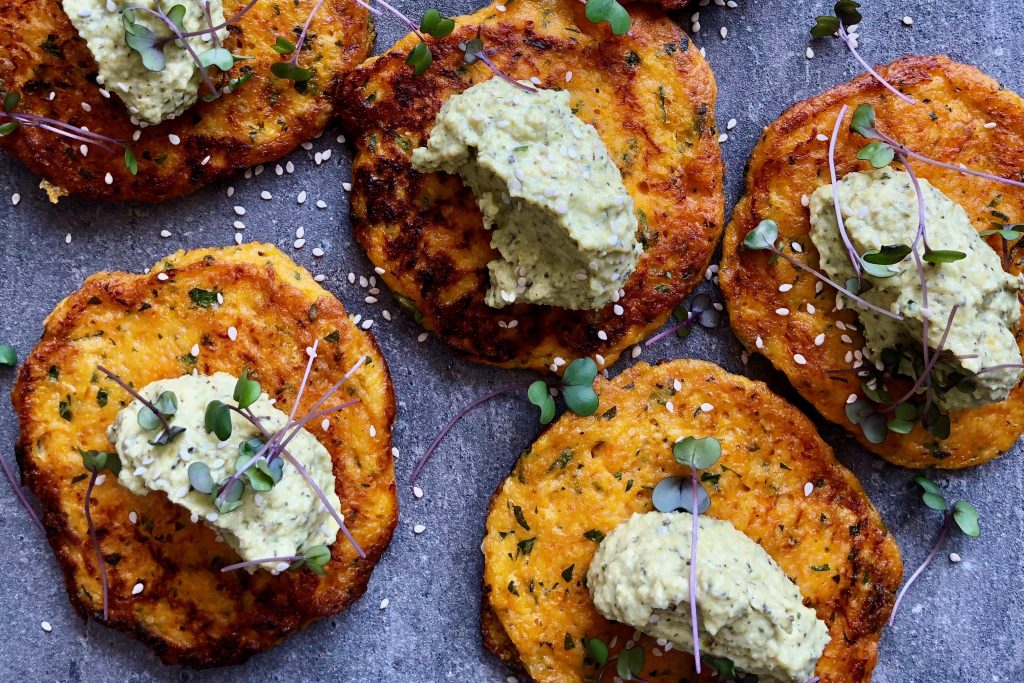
[720,55,1024,469]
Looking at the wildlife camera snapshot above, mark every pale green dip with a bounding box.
[411,78,641,310]
[107,373,340,573]
[588,512,829,683]
[62,0,227,125]
[809,169,1023,411]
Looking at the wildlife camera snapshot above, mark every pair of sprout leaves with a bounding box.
[527,358,601,425]
[914,476,980,537]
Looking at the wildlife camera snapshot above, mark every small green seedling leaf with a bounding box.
[923,249,967,264]
[199,47,236,71]
[810,15,840,38]
[528,380,556,425]
[204,400,233,441]
[420,8,455,38]
[850,103,879,139]
[270,61,312,82]
[80,449,122,475]
[652,476,711,515]
[124,147,138,175]
[0,344,15,367]
[584,0,630,36]
[406,41,433,76]
[616,646,645,681]
[303,544,331,575]
[672,436,721,470]
[125,23,167,72]
[0,121,20,136]
[272,37,296,55]
[583,637,609,667]
[188,462,214,494]
[834,0,863,25]
[744,219,779,250]
[857,140,895,169]
[862,244,910,266]
[166,4,187,32]
[952,500,980,537]
[233,371,261,410]
[3,91,20,113]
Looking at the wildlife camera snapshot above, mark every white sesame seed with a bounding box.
[776,308,790,316]
[129,510,138,524]
[806,303,816,314]
[201,155,211,166]
[228,326,237,341]
[816,133,829,142]
[11,193,20,206]
[379,598,390,609]
[234,232,243,245]
[412,486,423,498]
[316,200,327,209]
[41,621,52,633]
[718,133,728,143]
[902,16,914,26]
[342,182,352,192]
[803,482,813,496]
[814,333,826,346]
[805,47,815,59]
[226,186,235,197]
[413,524,426,534]
[365,296,378,304]
[294,239,306,249]
[233,206,245,216]
[984,121,998,129]
[674,379,683,391]
[297,191,307,204]
[666,401,675,413]
[755,335,764,349]
[168,133,180,145]
[726,118,737,130]
[847,393,858,404]
[159,229,171,238]
[261,190,272,200]
[157,272,169,281]
[190,343,200,357]
[417,332,428,343]
[132,582,144,595]
[631,345,641,359]
[321,418,330,431]
[314,274,326,283]
[614,304,624,316]
[801,194,810,207]
[104,172,113,185]
[794,353,807,365]
[779,283,793,292]
[597,330,608,341]
[361,319,373,330]
[949,552,961,563]
[700,402,714,412]
[374,266,386,275]
[719,27,727,38]
[312,247,325,257]
[286,161,295,173]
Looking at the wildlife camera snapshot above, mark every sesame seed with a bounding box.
[847,393,857,404]
[726,118,737,130]
[132,582,144,595]
[794,353,807,365]
[631,345,641,359]
[159,229,171,238]
[719,26,727,38]
[776,308,790,316]
[261,191,272,200]
[984,121,998,129]
[700,402,714,412]
[316,200,327,209]
[312,247,325,257]
[801,194,810,207]
[949,552,961,563]
[321,418,330,431]
[666,401,675,413]
[374,266,386,275]
[129,511,138,523]
[11,193,20,206]
[301,141,313,150]
[104,172,113,185]
[755,335,764,349]
[816,133,829,142]
[168,133,180,145]
[803,482,813,496]
[614,304,624,316]
[806,303,816,314]
[718,133,728,143]
[902,16,913,26]
[190,343,200,356]
[286,161,295,173]
[234,232,243,245]
[233,206,245,216]
[157,272,169,281]
[805,47,815,59]
[294,239,306,249]
[413,524,426,534]
[365,296,378,304]
[379,598,390,609]
[297,191,307,204]
[41,621,52,633]
[417,332,428,343]
[814,333,825,346]
[228,326,237,341]
[361,319,374,330]
[597,330,608,341]
[391,447,400,459]
[674,379,682,391]
[412,485,423,499]
[342,182,352,192]
[779,283,793,292]
[227,186,235,197]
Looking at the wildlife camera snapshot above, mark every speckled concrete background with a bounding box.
[1,0,1022,680]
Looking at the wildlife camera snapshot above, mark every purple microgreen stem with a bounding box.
[84,472,110,620]
[159,0,260,41]
[875,129,1024,190]
[828,104,863,280]
[897,150,930,252]
[644,312,696,347]
[474,51,536,92]
[410,383,531,482]
[221,555,302,572]
[889,510,951,625]
[371,0,423,38]
[689,465,702,675]
[125,5,219,96]
[291,0,327,64]
[837,26,915,105]
[202,2,221,50]
[975,363,1024,375]
[887,304,959,408]
[97,365,173,433]
[0,454,45,534]
[278,448,365,557]
[1,112,125,151]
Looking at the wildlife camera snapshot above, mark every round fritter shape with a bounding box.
[12,244,397,666]
[0,0,373,202]
[482,360,902,683]
[719,56,1024,469]
[336,0,723,372]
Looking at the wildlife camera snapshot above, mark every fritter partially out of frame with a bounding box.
[482,359,902,683]
[12,244,396,666]
[720,56,1024,469]
[0,0,373,201]
[337,0,723,372]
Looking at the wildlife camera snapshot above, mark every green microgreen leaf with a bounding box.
[857,140,895,169]
[204,400,233,441]
[846,398,872,425]
[834,0,863,25]
[238,436,264,459]
[272,36,296,55]
[0,121,20,136]
[860,411,888,444]
[212,478,245,514]
[743,219,779,250]
[583,637,609,667]
[188,462,214,494]
[849,103,879,139]
[914,475,948,511]
[225,72,253,93]
[198,47,236,71]
[188,287,219,308]
[0,344,15,367]
[420,8,455,38]
[923,407,951,439]
[406,41,433,77]
[616,646,645,681]
[124,23,167,72]
[923,249,967,264]
[672,436,721,469]
[138,391,176,430]
[233,371,261,410]
[528,380,556,425]
[149,425,186,446]
[303,544,331,575]
[562,358,597,387]
[860,258,898,279]
[862,244,910,266]
[810,15,840,38]
[124,147,138,175]
[165,4,187,32]
[704,656,739,679]
[3,91,21,113]
[270,61,312,82]
[952,500,980,537]
[561,358,599,417]
[652,476,711,515]
[235,454,276,491]
[584,0,631,36]
[80,449,122,475]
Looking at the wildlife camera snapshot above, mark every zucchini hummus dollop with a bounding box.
[411,77,641,310]
[809,168,1024,411]
[62,0,228,125]
[588,511,829,683]
[107,373,341,573]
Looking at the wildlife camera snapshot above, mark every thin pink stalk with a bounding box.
[976,363,1024,375]
[279,449,365,558]
[221,554,302,572]
[373,0,423,39]
[689,466,701,674]
[168,0,260,40]
[126,5,219,96]
[288,340,319,424]
[5,113,125,147]
[202,2,221,50]
[889,512,951,624]
[645,312,695,347]
[897,150,930,251]
[291,0,327,65]
[888,305,959,407]
[84,473,110,621]
[828,104,862,280]
[0,455,45,534]
[473,51,537,92]
[410,384,530,482]
[877,130,1024,190]
[838,26,915,105]
[97,365,173,433]
[8,118,118,152]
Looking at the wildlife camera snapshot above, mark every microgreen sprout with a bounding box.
[220,543,331,574]
[461,29,537,92]
[97,365,185,445]
[645,293,722,347]
[889,476,980,625]
[584,0,631,36]
[651,436,722,675]
[411,359,601,482]
[1,90,137,175]
[582,637,646,681]
[810,1,915,105]
[0,344,15,367]
[80,448,122,621]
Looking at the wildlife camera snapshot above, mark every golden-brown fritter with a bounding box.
[336,0,723,373]
[0,0,373,202]
[11,243,397,667]
[482,359,902,683]
[719,56,1024,469]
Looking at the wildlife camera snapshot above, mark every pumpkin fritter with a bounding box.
[719,56,1024,469]
[336,0,723,372]
[482,360,901,683]
[0,0,373,202]
[11,243,397,667]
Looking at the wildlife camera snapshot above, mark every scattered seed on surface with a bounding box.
[803,482,813,496]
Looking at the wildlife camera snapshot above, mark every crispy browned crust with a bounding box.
[336,0,723,373]
[719,55,1024,469]
[481,360,902,683]
[11,244,397,667]
[0,0,374,202]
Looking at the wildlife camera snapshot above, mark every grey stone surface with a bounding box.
[1,0,1023,680]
